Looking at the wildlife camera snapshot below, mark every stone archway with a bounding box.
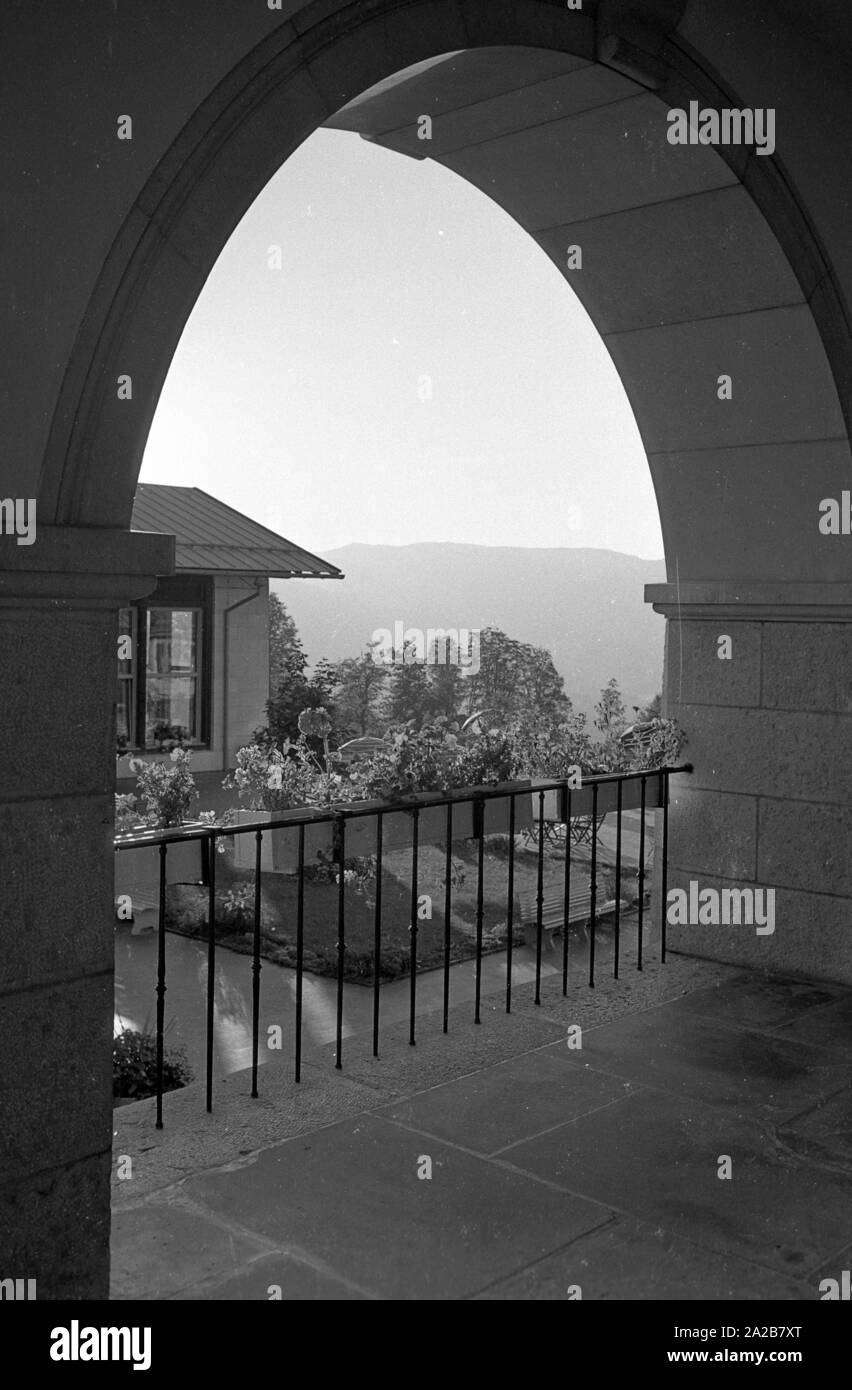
[4,0,852,1298]
[45,4,852,982]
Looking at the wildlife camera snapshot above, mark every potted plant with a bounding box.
[114,748,206,917]
[223,741,311,871]
[449,726,534,836]
[225,715,535,874]
[224,710,370,870]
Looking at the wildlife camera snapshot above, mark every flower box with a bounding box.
[114,822,206,925]
[230,809,278,872]
[227,782,534,875]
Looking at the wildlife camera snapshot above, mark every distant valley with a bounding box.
[275,542,667,719]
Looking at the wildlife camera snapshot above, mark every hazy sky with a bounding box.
[141,128,663,560]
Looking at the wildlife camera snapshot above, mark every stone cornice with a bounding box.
[645,582,852,621]
[0,527,174,604]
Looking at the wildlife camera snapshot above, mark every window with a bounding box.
[145,607,203,744]
[117,607,136,748]
[116,579,211,750]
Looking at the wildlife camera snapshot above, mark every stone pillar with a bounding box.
[647,582,852,986]
[0,527,172,1299]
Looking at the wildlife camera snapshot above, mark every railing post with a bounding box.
[335,814,346,1071]
[206,832,217,1112]
[638,776,647,972]
[506,793,515,1014]
[409,807,419,1046]
[474,795,486,1024]
[295,823,305,1082]
[534,789,545,1005]
[589,784,598,989]
[443,801,453,1034]
[562,786,572,996]
[661,770,670,964]
[373,812,383,1057]
[155,842,167,1130]
[251,828,262,1099]
[614,778,623,981]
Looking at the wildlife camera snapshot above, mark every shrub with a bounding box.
[114,791,138,835]
[113,1028,194,1101]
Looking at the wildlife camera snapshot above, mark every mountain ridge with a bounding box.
[274,542,667,718]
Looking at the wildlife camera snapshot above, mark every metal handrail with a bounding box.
[113,763,692,1125]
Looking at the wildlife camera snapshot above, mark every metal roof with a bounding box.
[131,485,343,579]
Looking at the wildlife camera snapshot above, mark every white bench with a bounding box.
[519,887,626,951]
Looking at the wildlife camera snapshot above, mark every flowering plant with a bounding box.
[222,743,308,811]
[352,720,462,801]
[127,747,199,828]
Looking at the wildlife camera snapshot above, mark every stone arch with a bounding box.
[42,0,852,597]
[8,0,852,1301]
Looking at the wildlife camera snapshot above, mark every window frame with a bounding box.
[117,605,138,748]
[118,576,213,752]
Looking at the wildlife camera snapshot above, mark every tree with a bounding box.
[467,627,569,727]
[594,677,628,738]
[265,594,312,746]
[382,641,434,729]
[268,592,306,695]
[593,677,630,772]
[513,642,571,723]
[333,646,388,739]
[426,644,467,721]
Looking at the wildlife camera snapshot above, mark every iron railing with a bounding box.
[114,764,691,1126]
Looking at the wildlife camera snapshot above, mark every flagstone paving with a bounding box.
[111,954,852,1300]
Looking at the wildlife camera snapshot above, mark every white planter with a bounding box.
[114,822,205,925]
[527,773,665,822]
[230,809,277,872]
[226,782,535,875]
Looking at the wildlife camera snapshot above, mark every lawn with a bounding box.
[165,832,596,984]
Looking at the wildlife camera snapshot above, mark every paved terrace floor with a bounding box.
[111,947,852,1301]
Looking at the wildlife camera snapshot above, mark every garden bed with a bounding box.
[163,835,592,984]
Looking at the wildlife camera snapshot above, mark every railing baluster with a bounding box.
[661,771,670,964]
[535,789,545,1006]
[442,802,453,1033]
[614,779,623,981]
[638,775,647,972]
[155,842,167,1130]
[206,832,216,1112]
[250,828,262,1099]
[506,793,515,1014]
[409,808,419,1046]
[589,785,598,989]
[562,787,572,996]
[474,796,485,1025]
[335,816,346,1070]
[295,824,305,1083]
[373,812,383,1058]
